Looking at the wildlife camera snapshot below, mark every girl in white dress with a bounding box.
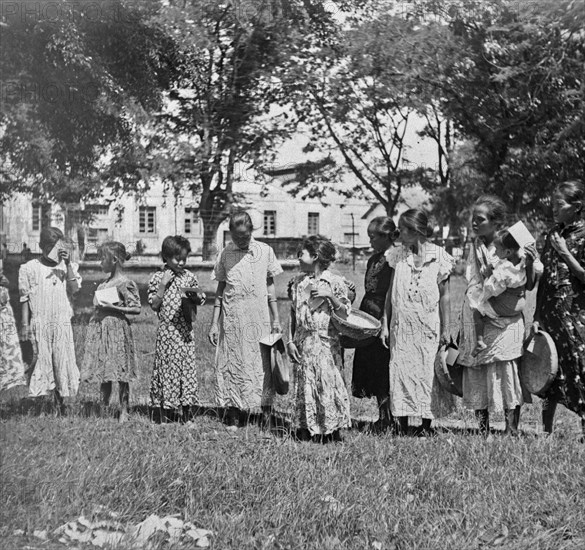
[19,227,81,411]
[381,209,455,436]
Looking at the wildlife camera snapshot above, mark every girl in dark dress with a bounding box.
[533,181,585,438]
[352,217,398,431]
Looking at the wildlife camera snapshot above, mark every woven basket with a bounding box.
[331,310,381,341]
[339,334,378,349]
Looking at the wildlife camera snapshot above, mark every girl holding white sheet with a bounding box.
[80,241,140,422]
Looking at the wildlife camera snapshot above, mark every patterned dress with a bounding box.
[459,240,525,412]
[1,280,27,392]
[212,238,283,411]
[148,268,200,409]
[18,259,81,398]
[80,276,139,386]
[352,251,392,399]
[386,243,456,419]
[535,221,585,417]
[292,271,351,435]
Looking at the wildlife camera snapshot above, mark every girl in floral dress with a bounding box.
[287,235,351,442]
[352,217,398,432]
[533,181,585,437]
[381,209,455,436]
[149,236,206,423]
[80,242,140,422]
[1,261,27,393]
[208,211,283,428]
[19,227,81,412]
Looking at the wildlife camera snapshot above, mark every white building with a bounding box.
[1,165,430,260]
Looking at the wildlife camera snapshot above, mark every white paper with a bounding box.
[508,221,535,248]
[47,242,62,263]
[446,347,459,367]
[95,286,120,305]
[259,333,282,347]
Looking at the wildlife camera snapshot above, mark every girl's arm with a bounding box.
[99,303,141,315]
[380,270,395,335]
[439,277,451,345]
[208,281,226,346]
[286,290,301,362]
[20,301,31,340]
[150,270,174,312]
[524,243,542,291]
[267,277,281,332]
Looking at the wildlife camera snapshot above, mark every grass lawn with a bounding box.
[1,272,585,549]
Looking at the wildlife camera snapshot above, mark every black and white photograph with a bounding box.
[1,0,584,548]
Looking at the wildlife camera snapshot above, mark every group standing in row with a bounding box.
[1,181,584,439]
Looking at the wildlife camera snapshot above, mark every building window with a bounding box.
[307,212,320,235]
[87,228,109,245]
[87,204,109,216]
[343,232,358,244]
[139,206,156,234]
[263,210,276,236]
[32,204,41,231]
[184,208,199,234]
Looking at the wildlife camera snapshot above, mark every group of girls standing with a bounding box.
[1,181,584,440]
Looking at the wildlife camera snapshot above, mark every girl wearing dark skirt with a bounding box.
[352,217,398,432]
[533,181,585,438]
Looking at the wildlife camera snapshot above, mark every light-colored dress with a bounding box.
[212,238,283,411]
[458,240,525,412]
[386,243,455,419]
[80,276,139,386]
[148,268,200,409]
[18,259,81,397]
[1,282,27,392]
[292,271,351,435]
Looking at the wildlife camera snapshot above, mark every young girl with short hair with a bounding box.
[80,242,140,422]
[19,227,81,412]
[288,235,351,442]
[148,235,206,423]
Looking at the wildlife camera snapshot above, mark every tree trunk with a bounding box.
[201,217,222,261]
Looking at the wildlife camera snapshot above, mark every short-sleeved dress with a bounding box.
[18,259,81,397]
[1,279,27,392]
[352,251,393,399]
[148,268,200,409]
[535,221,585,417]
[386,243,455,419]
[459,239,525,412]
[80,276,140,386]
[292,270,352,435]
[212,238,283,411]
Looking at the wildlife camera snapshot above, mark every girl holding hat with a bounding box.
[382,209,455,436]
[18,227,81,411]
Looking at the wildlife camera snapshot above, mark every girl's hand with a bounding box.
[310,287,333,299]
[59,249,71,265]
[161,270,175,286]
[379,323,389,349]
[208,323,219,347]
[97,301,116,311]
[271,320,282,334]
[287,341,301,363]
[531,320,542,335]
[197,292,206,306]
[524,243,538,265]
[550,231,570,258]
[439,331,450,348]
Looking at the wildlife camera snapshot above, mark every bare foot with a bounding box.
[119,409,129,423]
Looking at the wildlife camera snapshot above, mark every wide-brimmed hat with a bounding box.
[519,331,558,397]
[260,334,289,395]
